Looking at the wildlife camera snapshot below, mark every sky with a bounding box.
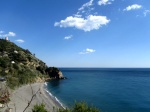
[0,0,150,68]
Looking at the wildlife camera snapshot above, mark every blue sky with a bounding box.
[0,0,150,67]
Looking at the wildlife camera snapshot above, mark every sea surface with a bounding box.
[45,68,150,112]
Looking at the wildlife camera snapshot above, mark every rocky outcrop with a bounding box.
[45,67,66,79]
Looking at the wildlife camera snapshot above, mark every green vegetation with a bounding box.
[0,39,23,52]
[32,103,48,112]
[0,39,47,89]
[59,102,100,112]
[45,67,60,79]
[32,102,100,112]
[0,39,64,89]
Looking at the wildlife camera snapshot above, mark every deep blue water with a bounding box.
[45,68,150,112]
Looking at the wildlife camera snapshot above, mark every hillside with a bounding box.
[0,38,64,89]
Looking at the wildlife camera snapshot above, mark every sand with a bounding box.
[4,83,63,112]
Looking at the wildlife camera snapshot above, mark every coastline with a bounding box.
[44,82,66,109]
[7,82,64,112]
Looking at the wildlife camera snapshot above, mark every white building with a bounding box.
[5,37,8,41]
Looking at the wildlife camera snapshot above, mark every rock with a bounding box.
[45,67,66,79]
[58,71,67,79]
[0,103,5,108]
[58,71,63,78]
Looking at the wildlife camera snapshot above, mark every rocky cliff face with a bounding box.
[45,67,66,79]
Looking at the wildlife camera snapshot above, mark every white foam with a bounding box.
[55,96,66,109]
[44,82,48,86]
[45,89,53,97]
[44,88,66,109]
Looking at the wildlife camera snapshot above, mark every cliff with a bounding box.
[0,39,64,89]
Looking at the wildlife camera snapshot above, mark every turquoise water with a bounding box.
[45,68,150,112]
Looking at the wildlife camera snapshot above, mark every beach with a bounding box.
[4,83,63,112]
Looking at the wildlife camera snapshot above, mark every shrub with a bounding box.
[32,102,100,112]
[32,103,48,112]
[45,67,60,78]
[0,57,10,68]
[59,102,100,112]
[6,77,19,89]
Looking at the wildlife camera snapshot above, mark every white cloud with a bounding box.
[54,15,110,32]
[64,35,73,40]
[54,0,110,32]
[79,48,96,54]
[74,14,82,18]
[0,31,16,37]
[123,4,142,11]
[78,0,93,11]
[15,39,25,43]
[75,0,94,17]
[98,0,114,6]
[144,10,150,16]
[0,31,4,33]
[6,32,16,37]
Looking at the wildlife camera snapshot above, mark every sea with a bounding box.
[44,68,150,112]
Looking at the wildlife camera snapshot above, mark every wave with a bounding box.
[44,82,47,86]
[54,96,65,109]
[44,83,66,109]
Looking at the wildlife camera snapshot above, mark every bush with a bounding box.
[18,69,37,85]
[45,67,60,78]
[0,57,10,68]
[13,63,21,70]
[6,76,19,89]
[59,102,100,112]
[32,102,100,112]
[32,103,48,112]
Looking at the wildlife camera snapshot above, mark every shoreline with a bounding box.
[6,82,64,112]
[44,82,66,109]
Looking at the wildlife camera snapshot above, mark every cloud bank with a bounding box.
[54,0,110,32]
[55,15,110,32]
